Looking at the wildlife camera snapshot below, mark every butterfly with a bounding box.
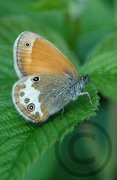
[12,31,91,123]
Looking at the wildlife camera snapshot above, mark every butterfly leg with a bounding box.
[79,92,93,106]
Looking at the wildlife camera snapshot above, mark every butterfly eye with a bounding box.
[24,42,31,47]
[32,76,40,82]
[27,103,35,112]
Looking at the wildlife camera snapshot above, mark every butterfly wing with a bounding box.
[13,31,77,78]
[12,74,72,123]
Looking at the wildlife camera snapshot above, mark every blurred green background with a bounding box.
[0,0,117,180]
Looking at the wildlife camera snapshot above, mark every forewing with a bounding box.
[13,31,77,78]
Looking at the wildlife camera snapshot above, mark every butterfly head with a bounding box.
[79,74,88,89]
[69,74,89,100]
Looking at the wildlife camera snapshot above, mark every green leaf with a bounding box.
[85,33,117,99]
[0,0,38,16]
[0,17,99,180]
[88,33,117,56]
[77,0,114,61]
[31,0,68,11]
[0,89,99,179]
[82,34,117,99]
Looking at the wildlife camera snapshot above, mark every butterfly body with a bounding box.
[12,31,89,123]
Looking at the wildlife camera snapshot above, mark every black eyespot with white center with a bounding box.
[32,76,40,82]
[24,42,31,48]
[24,98,30,104]
[27,103,35,112]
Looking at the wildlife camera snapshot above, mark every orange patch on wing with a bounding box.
[18,53,31,60]
[17,35,77,77]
